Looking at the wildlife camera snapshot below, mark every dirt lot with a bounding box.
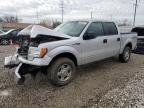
[0,46,144,108]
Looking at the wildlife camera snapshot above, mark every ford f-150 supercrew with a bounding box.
[4,20,137,86]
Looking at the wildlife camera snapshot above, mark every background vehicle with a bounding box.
[132,27,144,53]
[4,20,137,86]
[0,30,5,34]
[0,29,22,45]
[2,29,10,32]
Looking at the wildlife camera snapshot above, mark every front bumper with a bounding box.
[5,54,52,67]
[4,54,20,68]
[4,54,51,83]
[18,55,52,66]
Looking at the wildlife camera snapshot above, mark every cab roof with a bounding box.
[69,19,115,23]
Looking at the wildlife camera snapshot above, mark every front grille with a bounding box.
[18,35,30,58]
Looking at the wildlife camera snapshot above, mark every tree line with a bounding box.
[0,15,61,28]
[0,15,20,23]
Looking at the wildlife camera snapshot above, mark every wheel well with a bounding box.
[50,52,78,66]
[125,43,132,49]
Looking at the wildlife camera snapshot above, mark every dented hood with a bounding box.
[18,25,71,38]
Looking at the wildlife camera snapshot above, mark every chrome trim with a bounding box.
[18,55,52,66]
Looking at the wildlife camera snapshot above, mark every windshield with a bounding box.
[55,21,88,37]
[6,30,14,34]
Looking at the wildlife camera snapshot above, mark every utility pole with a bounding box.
[133,0,138,26]
[15,11,18,22]
[60,0,64,23]
[91,11,93,19]
[36,9,39,24]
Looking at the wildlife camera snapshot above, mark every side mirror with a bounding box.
[83,31,96,40]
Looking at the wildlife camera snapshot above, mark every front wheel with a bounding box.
[119,46,131,63]
[48,58,76,86]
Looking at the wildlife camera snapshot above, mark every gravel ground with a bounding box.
[0,46,144,108]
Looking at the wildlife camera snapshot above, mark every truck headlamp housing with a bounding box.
[29,48,47,58]
[39,48,47,58]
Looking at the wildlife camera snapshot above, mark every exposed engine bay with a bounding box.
[17,25,70,58]
[17,35,68,58]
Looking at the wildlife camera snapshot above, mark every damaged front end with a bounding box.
[15,63,46,85]
[4,25,70,84]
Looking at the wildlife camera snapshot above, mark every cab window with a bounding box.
[86,22,104,37]
[103,22,118,35]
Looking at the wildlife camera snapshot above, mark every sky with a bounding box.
[0,0,144,25]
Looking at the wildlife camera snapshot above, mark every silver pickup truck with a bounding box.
[4,20,137,86]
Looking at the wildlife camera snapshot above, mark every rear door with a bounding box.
[102,22,120,57]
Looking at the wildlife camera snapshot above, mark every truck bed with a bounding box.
[120,32,137,53]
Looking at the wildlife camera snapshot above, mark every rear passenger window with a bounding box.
[86,22,104,36]
[103,22,118,35]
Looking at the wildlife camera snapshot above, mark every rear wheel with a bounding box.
[119,46,131,63]
[48,58,76,86]
[1,39,9,45]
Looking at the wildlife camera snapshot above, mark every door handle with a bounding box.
[117,38,120,41]
[72,43,80,45]
[103,39,107,44]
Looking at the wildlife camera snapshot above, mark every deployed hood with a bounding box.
[18,25,71,39]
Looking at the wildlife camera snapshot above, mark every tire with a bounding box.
[48,57,76,86]
[1,39,9,45]
[119,46,131,63]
